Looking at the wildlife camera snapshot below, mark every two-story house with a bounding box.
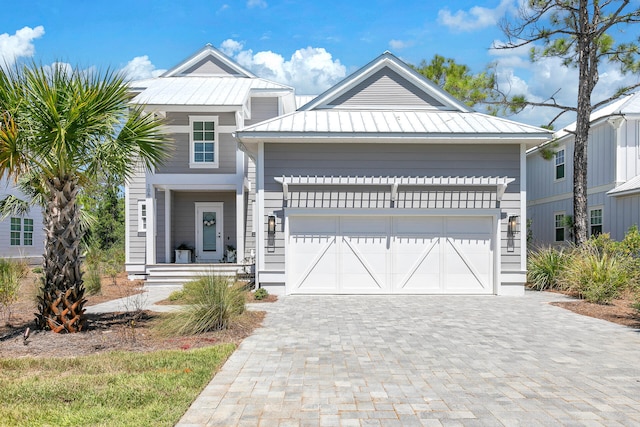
[124,45,296,282]
[527,92,640,245]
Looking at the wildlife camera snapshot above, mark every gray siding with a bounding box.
[169,191,237,259]
[245,97,279,126]
[619,118,640,180]
[609,194,640,240]
[127,166,147,266]
[155,112,237,175]
[156,190,166,263]
[328,68,444,108]
[0,177,44,260]
[263,143,521,272]
[244,158,256,260]
[181,57,242,76]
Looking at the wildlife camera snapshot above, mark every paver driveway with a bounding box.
[177,292,640,426]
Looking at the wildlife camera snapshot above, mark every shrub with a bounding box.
[562,243,636,304]
[85,263,102,295]
[0,258,27,322]
[161,274,246,335]
[253,288,269,300]
[527,246,568,290]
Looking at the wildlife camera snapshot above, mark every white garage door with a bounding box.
[288,215,494,294]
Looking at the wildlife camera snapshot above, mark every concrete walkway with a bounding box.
[85,285,183,314]
[177,291,640,426]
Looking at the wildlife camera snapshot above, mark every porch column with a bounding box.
[145,187,156,265]
[164,189,171,264]
[236,186,245,263]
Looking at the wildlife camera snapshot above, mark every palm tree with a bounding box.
[0,63,170,333]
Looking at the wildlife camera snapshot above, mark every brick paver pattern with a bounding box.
[177,292,640,426]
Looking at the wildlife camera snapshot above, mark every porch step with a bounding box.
[145,263,254,286]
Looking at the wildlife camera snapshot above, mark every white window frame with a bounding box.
[554,212,566,242]
[138,201,147,232]
[10,217,33,246]
[189,115,219,169]
[554,147,566,181]
[589,206,603,237]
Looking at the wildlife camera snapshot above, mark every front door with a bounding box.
[195,202,224,263]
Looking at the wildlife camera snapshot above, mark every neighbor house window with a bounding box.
[10,217,33,246]
[555,213,565,242]
[555,148,565,180]
[189,116,218,168]
[138,201,147,232]
[590,208,603,236]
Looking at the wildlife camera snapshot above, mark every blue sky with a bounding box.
[1,0,639,127]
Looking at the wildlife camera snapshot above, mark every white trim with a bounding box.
[165,124,236,134]
[554,146,566,182]
[236,187,245,262]
[189,115,219,169]
[284,207,501,217]
[143,105,243,113]
[589,205,604,236]
[257,142,265,273]
[164,189,172,264]
[520,143,527,271]
[145,196,156,264]
[554,211,567,243]
[274,176,514,202]
[125,184,130,264]
[137,200,148,232]
[146,173,242,187]
[527,183,616,206]
[195,202,224,262]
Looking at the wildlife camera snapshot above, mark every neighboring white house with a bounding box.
[236,52,552,296]
[124,44,296,281]
[527,92,640,246]
[0,177,44,262]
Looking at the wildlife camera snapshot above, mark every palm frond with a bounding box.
[0,195,31,219]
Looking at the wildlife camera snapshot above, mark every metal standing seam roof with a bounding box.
[608,175,640,197]
[129,76,292,106]
[237,109,552,136]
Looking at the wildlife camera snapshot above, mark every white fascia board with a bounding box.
[147,173,243,188]
[165,125,236,134]
[236,133,551,145]
[284,207,501,217]
[141,105,243,113]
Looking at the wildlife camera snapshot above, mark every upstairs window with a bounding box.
[555,149,565,180]
[590,208,603,236]
[555,213,565,242]
[10,217,33,246]
[190,116,218,168]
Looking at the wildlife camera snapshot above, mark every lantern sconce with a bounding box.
[267,215,276,236]
[508,215,518,236]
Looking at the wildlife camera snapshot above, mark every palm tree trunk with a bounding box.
[35,175,87,333]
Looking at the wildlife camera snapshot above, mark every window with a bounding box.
[10,217,33,246]
[190,116,218,168]
[590,208,603,236]
[555,213,565,242]
[138,201,147,232]
[555,148,565,180]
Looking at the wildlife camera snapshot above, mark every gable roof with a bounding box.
[128,44,294,108]
[301,51,470,112]
[162,44,256,78]
[236,51,552,145]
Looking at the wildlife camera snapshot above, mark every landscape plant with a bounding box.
[527,246,568,290]
[253,287,269,300]
[0,258,27,323]
[0,62,170,332]
[160,274,246,335]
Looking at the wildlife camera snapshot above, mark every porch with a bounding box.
[145,262,255,286]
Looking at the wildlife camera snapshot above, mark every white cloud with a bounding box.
[220,39,346,94]
[247,0,267,8]
[389,39,410,50]
[120,56,166,81]
[0,26,45,67]
[489,42,640,128]
[438,0,514,32]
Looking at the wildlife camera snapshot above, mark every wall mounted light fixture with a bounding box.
[508,215,518,236]
[267,215,276,236]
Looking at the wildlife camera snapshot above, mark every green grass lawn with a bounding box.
[0,344,235,427]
